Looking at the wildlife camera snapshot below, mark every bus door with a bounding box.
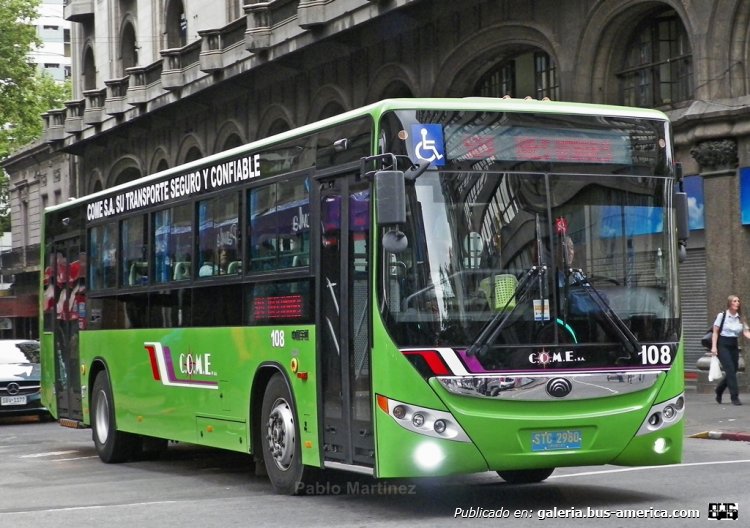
[49,236,84,421]
[316,166,374,468]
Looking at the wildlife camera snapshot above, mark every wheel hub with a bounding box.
[266,398,295,471]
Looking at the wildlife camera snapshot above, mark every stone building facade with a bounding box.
[4,0,750,373]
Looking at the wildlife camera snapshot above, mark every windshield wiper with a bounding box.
[466,266,545,358]
[569,269,641,356]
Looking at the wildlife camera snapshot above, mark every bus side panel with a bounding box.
[374,408,489,478]
[40,331,57,418]
[612,337,684,466]
[79,324,318,460]
[369,318,471,477]
[653,335,685,403]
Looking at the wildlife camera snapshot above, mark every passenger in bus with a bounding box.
[199,249,218,277]
[218,245,237,274]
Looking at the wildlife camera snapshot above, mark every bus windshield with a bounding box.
[380,169,679,369]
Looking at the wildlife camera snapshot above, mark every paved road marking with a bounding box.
[20,450,78,458]
[1,501,180,515]
[550,458,750,478]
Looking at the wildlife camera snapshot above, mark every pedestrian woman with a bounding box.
[711,295,750,405]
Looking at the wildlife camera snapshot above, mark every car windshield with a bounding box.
[379,170,679,368]
[0,341,40,364]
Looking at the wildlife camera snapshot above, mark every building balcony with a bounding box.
[198,17,248,73]
[64,99,85,134]
[298,0,330,28]
[83,88,107,125]
[104,77,131,115]
[126,61,164,106]
[63,0,94,22]
[42,109,66,143]
[244,1,273,52]
[160,41,202,90]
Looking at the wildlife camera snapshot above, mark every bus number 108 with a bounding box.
[639,344,672,366]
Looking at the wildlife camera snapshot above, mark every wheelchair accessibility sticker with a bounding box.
[411,124,446,166]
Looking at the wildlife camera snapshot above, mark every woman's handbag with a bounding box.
[709,355,724,382]
[701,311,727,349]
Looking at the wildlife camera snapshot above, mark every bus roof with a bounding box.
[46,97,669,214]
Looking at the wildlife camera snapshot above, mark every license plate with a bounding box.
[531,430,582,451]
[1,395,27,406]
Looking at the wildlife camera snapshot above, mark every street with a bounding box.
[1,416,748,527]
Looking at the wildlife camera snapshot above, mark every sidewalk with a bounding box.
[684,390,750,441]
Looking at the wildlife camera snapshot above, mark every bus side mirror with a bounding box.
[674,191,689,262]
[376,170,406,226]
[376,170,408,253]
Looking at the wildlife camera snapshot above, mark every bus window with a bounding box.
[249,178,310,271]
[121,215,148,287]
[153,204,193,283]
[197,193,240,278]
[89,222,117,290]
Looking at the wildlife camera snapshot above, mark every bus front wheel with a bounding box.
[91,371,139,463]
[260,373,317,494]
[497,468,554,484]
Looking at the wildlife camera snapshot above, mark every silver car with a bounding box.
[0,340,47,417]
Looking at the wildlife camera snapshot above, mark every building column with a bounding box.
[692,138,747,391]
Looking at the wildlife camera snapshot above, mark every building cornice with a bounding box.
[54,0,421,152]
[668,96,750,148]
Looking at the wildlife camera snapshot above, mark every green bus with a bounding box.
[41,98,688,494]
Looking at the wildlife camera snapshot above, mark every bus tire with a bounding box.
[91,371,139,463]
[260,373,316,494]
[497,468,554,484]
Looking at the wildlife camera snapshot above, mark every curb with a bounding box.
[689,431,750,441]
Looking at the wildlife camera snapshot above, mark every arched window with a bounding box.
[476,60,515,98]
[267,119,290,136]
[120,21,138,74]
[82,46,96,90]
[165,0,187,48]
[617,8,692,107]
[379,80,413,100]
[475,50,558,100]
[114,167,141,186]
[222,134,243,151]
[155,159,169,173]
[184,146,202,163]
[317,101,345,120]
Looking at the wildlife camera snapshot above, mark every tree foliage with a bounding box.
[1,0,71,232]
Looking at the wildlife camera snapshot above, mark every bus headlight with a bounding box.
[434,419,447,434]
[636,393,685,436]
[376,394,471,442]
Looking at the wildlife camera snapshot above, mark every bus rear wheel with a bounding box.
[91,371,139,463]
[497,468,554,484]
[260,373,317,494]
